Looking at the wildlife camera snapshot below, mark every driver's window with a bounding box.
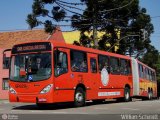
[54,49,68,77]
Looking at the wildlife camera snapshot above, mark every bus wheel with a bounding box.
[74,87,86,107]
[124,87,131,102]
[148,91,153,100]
[36,103,47,109]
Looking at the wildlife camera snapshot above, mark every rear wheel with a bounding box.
[124,87,131,102]
[74,87,86,107]
[142,90,153,101]
[148,90,153,100]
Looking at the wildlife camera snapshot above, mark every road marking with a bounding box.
[121,108,139,111]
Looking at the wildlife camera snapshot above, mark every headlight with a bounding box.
[40,84,53,94]
[9,87,16,94]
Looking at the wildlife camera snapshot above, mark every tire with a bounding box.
[74,87,86,107]
[124,87,131,102]
[148,91,153,100]
[36,103,47,109]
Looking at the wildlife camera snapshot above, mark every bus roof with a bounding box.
[12,40,131,60]
[51,41,131,60]
[136,59,155,72]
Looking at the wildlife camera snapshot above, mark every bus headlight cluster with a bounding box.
[9,87,16,94]
[40,84,53,94]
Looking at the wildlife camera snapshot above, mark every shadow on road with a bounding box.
[12,99,128,111]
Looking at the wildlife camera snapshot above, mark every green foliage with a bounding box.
[155,54,160,82]
[141,45,159,68]
[26,0,66,33]
[26,14,39,28]
[27,0,158,60]
[71,0,154,57]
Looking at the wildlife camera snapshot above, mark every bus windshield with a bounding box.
[10,53,51,82]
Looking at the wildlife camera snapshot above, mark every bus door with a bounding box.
[53,48,74,102]
[87,53,99,99]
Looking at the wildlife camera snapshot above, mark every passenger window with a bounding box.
[70,50,87,72]
[145,68,149,79]
[90,58,97,73]
[98,55,109,72]
[120,59,129,75]
[138,64,144,78]
[54,50,68,76]
[149,70,152,81]
[110,57,120,74]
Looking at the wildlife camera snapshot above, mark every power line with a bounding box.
[57,0,85,6]
[56,1,86,12]
[55,1,86,17]
[99,0,135,13]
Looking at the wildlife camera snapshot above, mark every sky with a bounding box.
[0,0,160,52]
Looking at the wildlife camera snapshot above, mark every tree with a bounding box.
[156,54,160,82]
[27,0,154,58]
[71,0,154,56]
[26,0,79,33]
[155,53,160,96]
[141,45,159,69]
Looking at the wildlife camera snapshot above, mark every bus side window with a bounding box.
[70,50,88,72]
[145,68,149,80]
[110,57,120,74]
[98,55,109,73]
[138,64,144,78]
[90,58,97,73]
[120,59,129,75]
[149,70,152,81]
[54,50,68,77]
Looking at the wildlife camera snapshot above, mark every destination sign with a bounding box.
[12,42,52,54]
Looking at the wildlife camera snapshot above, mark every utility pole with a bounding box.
[93,1,98,48]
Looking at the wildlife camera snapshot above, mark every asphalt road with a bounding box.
[0,99,160,120]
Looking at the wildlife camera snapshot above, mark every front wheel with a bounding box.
[74,87,86,107]
[36,103,48,109]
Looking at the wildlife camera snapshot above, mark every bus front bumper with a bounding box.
[9,93,53,103]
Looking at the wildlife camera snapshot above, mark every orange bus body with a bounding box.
[137,60,157,97]
[9,41,157,105]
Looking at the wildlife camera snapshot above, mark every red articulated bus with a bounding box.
[9,41,157,107]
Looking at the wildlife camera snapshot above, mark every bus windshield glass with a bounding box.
[10,53,51,82]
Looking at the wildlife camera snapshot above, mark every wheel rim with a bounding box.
[126,92,129,100]
[149,93,151,99]
[75,92,83,103]
[148,92,152,100]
